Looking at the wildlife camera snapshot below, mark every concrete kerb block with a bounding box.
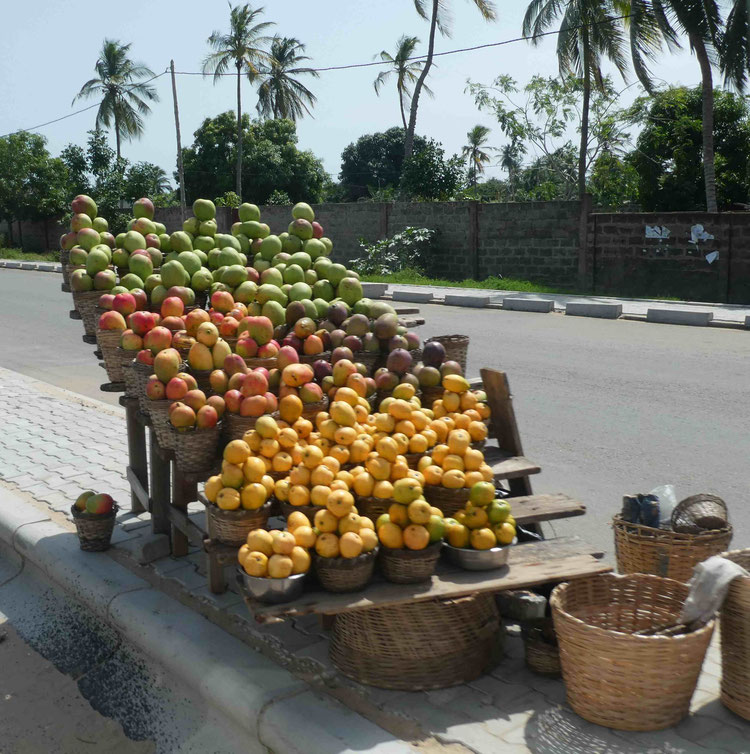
[565,301,623,319]
[392,289,434,303]
[444,293,491,308]
[19,262,37,270]
[647,309,713,327]
[361,282,388,298]
[114,531,170,564]
[502,297,555,313]
[0,488,51,542]
[746,316,750,329]
[4,261,21,269]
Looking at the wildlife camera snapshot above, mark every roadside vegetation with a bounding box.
[0,248,58,262]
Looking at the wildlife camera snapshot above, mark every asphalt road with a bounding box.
[1,269,748,556]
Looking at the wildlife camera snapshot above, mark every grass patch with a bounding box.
[0,248,58,262]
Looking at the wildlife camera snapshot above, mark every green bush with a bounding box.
[351,227,437,276]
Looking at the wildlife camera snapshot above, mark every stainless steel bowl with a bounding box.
[236,567,307,604]
[442,543,510,571]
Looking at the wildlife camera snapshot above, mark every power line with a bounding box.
[0,70,169,139]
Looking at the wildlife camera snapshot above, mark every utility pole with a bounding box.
[171,60,187,221]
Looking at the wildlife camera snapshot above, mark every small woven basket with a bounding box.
[425,335,469,374]
[404,452,428,470]
[132,360,154,414]
[171,424,221,474]
[96,329,125,383]
[330,593,501,690]
[222,412,259,443]
[551,572,714,731]
[424,485,471,517]
[71,503,118,552]
[119,350,138,397]
[671,494,728,533]
[206,501,272,547]
[312,549,378,593]
[279,500,325,522]
[719,548,750,720]
[242,356,277,370]
[72,290,102,336]
[420,385,445,409]
[301,399,328,421]
[524,627,561,677]
[354,496,391,520]
[613,515,733,583]
[356,351,383,375]
[300,351,331,365]
[187,367,213,393]
[379,541,442,584]
[147,399,174,449]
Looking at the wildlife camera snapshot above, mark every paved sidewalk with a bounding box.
[1,365,749,753]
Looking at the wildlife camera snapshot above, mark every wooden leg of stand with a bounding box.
[149,431,171,536]
[126,400,147,514]
[171,467,195,558]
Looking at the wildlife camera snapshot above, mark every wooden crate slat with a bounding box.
[125,466,150,512]
[507,493,586,524]
[249,536,608,621]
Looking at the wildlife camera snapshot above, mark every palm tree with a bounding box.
[499,139,524,198]
[203,3,275,199]
[620,1,724,212]
[462,125,493,190]
[256,37,318,120]
[722,2,750,91]
[406,0,497,158]
[373,35,433,130]
[524,1,628,201]
[73,40,159,160]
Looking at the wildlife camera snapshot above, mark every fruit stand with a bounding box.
[60,193,612,693]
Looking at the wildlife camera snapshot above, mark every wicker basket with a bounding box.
[404,452,428,470]
[420,385,445,409]
[119,350,138,397]
[171,424,221,474]
[206,501,272,546]
[188,367,213,393]
[301,399,328,421]
[524,627,561,677]
[613,515,733,583]
[357,351,384,375]
[379,541,442,584]
[222,412,259,443]
[672,494,728,533]
[71,504,118,552]
[354,496,391,520]
[330,593,501,690]
[242,356,277,370]
[63,263,84,288]
[96,329,125,383]
[300,351,331,365]
[425,335,469,374]
[719,548,750,720]
[72,290,102,336]
[313,549,378,593]
[132,360,154,413]
[551,572,714,731]
[424,485,471,517]
[279,499,325,522]
[147,399,174,449]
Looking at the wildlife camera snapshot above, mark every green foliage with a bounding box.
[351,227,437,276]
[589,151,639,210]
[339,127,428,201]
[0,247,58,262]
[361,267,560,293]
[400,141,465,200]
[256,37,318,121]
[214,191,241,208]
[181,112,327,204]
[266,189,291,205]
[627,86,750,210]
[124,162,171,202]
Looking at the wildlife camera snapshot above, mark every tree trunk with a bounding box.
[692,34,718,213]
[404,0,439,158]
[114,109,121,160]
[399,89,407,131]
[578,33,591,201]
[236,63,243,200]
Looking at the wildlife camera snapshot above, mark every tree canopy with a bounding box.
[180,111,327,204]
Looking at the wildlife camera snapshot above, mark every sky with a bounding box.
[0,0,706,188]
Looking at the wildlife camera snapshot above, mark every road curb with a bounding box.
[565,302,623,319]
[502,297,555,313]
[0,486,410,753]
[0,259,61,273]
[646,308,713,327]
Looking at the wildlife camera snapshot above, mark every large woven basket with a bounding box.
[72,290,102,336]
[425,334,469,374]
[719,548,750,720]
[404,452,429,470]
[171,424,221,474]
[551,572,714,731]
[300,351,331,365]
[223,412,259,443]
[132,360,154,413]
[613,515,733,583]
[420,385,445,409]
[206,501,272,546]
[279,500,324,522]
[354,496,391,520]
[71,504,118,552]
[147,399,174,449]
[242,356,277,370]
[312,549,377,593]
[356,351,383,375]
[96,329,125,383]
[187,367,213,393]
[379,541,442,584]
[301,399,328,421]
[330,593,501,690]
[424,485,471,517]
[119,350,138,397]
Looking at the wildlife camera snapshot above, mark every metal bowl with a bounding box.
[442,543,510,571]
[236,567,307,604]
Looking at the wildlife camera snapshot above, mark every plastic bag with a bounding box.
[650,484,677,529]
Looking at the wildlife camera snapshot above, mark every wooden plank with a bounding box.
[166,505,206,549]
[250,536,609,621]
[507,493,586,525]
[126,466,150,512]
[483,447,541,480]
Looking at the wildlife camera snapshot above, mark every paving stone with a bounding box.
[190,585,244,611]
[115,532,170,564]
[164,563,205,591]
